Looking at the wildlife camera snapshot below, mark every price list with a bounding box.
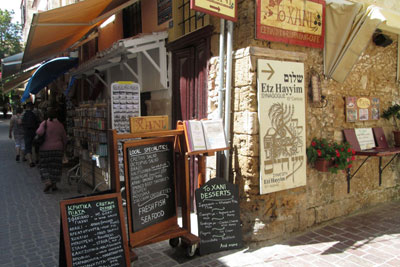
[127,141,176,232]
[62,196,128,267]
[196,178,243,255]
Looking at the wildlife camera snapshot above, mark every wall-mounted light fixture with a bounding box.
[308,68,328,108]
[373,29,392,47]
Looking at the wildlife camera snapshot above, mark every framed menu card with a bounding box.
[355,128,375,150]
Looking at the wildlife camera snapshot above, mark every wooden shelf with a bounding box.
[185,147,229,156]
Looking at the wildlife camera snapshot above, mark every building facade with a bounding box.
[17,0,400,244]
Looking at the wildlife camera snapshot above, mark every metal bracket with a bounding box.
[346,154,399,193]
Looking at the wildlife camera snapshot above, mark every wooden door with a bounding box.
[169,26,212,209]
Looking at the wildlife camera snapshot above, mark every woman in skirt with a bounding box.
[36,108,67,193]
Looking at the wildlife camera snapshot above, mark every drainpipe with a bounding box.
[224,20,234,181]
[217,19,225,178]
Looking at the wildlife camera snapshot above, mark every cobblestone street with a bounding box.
[1,118,400,266]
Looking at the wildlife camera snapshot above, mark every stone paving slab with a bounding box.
[1,118,400,267]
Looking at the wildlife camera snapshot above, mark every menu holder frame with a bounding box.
[178,121,230,187]
[108,128,199,259]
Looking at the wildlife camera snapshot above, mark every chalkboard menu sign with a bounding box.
[125,137,176,232]
[195,178,243,255]
[60,193,130,267]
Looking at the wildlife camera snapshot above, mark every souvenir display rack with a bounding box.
[72,102,109,189]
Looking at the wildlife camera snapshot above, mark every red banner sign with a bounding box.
[256,0,325,49]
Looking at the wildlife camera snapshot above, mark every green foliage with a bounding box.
[0,9,23,59]
[307,138,356,174]
[306,138,333,162]
[382,104,400,130]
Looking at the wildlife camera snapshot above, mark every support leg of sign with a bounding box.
[129,249,138,262]
[182,154,191,232]
[198,155,206,187]
[181,235,199,257]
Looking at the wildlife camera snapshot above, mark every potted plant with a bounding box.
[306,138,356,173]
[382,103,400,146]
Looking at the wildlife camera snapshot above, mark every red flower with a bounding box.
[347,148,351,153]
[335,150,340,157]
[347,158,350,162]
[341,147,344,151]
[317,150,322,156]
[311,141,316,147]
[351,156,355,161]
[352,149,356,155]
[347,164,352,168]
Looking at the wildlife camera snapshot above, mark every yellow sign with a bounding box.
[130,116,169,133]
[356,97,371,109]
[191,0,237,22]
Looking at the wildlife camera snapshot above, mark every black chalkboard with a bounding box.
[126,138,176,232]
[60,193,130,267]
[195,178,243,255]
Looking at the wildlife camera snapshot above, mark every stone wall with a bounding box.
[206,0,400,243]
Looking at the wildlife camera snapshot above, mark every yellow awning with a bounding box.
[22,0,138,68]
[377,8,400,35]
[325,1,400,83]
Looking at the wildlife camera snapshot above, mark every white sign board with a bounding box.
[355,128,375,150]
[257,59,306,194]
[111,82,140,133]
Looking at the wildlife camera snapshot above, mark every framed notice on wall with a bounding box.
[345,97,380,122]
[157,0,172,25]
[257,59,306,195]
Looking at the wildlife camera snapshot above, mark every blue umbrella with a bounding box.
[21,57,78,102]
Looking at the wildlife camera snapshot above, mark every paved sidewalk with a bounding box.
[1,118,400,266]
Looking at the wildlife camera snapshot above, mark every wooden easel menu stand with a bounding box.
[177,121,230,187]
[108,128,200,261]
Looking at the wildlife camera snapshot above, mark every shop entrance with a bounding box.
[168,26,212,209]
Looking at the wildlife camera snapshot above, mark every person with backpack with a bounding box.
[22,102,40,167]
[9,107,25,162]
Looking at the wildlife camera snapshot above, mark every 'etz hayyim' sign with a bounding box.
[257,59,306,194]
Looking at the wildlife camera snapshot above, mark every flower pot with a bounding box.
[314,158,333,172]
[393,131,400,147]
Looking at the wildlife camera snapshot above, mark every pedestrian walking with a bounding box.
[36,107,67,193]
[9,107,25,162]
[22,102,40,167]
[2,105,8,118]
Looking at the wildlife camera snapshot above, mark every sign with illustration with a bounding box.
[257,59,306,194]
[346,97,380,122]
[191,0,237,22]
[256,0,325,48]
